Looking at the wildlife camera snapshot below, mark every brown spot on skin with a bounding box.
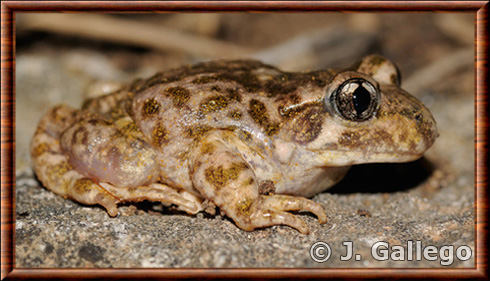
[265,123,281,136]
[408,140,417,151]
[274,92,300,104]
[192,75,219,84]
[47,161,72,183]
[229,111,243,120]
[142,98,160,118]
[258,180,275,195]
[87,118,100,126]
[414,116,436,148]
[49,105,69,124]
[338,129,393,149]
[32,142,49,157]
[220,72,261,92]
[134,72,187,93]
[71,126,89,147]
[204,162,247,189]
[374,129,394,146]
[109,106,127,120]
[242,177,254,187]
[238,130,253,142]
[369,55,387,67]
[264,74,299,97]
[249,99,269,126]
[236,198,253,215]
[186,125,212,139]
[339,130,361,147]
[210,85,221,92]
[194,71,262,92]
[264,72,329,97]
[152,124,169,147]
[226,88,242,102]
[73,178,94,193]
[289,93,301,104]
[176,151,189,160]
[353,56,387,77]
[249,99,281,136]
[82,90,131,119]
[200,142,216,155]
[116,121,143,141]
[291,106,324,144]
[279,103,309,119]
[399,107,422,120]
[279,99,323,119]
[199,96,229,114]
[166,86,190,107]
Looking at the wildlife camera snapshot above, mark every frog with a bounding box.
[30,55,438,234]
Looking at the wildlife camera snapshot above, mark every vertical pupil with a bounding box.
[352,85,371,116]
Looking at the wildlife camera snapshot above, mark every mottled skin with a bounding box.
[31,55,438,234]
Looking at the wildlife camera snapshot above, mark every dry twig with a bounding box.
[18,13,253,59]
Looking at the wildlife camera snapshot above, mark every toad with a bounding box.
[31,55,437,234]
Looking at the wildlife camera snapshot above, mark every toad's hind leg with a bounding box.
[31,104,120,216]
[189,131,327,234]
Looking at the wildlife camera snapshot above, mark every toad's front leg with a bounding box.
[189,131,327,234]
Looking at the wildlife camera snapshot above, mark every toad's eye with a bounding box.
[329,78,379,122]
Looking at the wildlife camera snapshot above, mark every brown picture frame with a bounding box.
[1,1,488,279]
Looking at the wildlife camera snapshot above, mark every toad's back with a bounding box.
[128,59,337,147]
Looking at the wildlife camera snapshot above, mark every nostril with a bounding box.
[415,113,423,122]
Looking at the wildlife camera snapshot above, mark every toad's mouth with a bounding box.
[307,148,429,167]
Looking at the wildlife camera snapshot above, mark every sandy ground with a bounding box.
[15,13,474,268]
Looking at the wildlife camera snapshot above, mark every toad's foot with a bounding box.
[244,194,327,234]
[190,130,327,234]
[100,182,203,214]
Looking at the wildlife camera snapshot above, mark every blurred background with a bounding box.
[15,13,475,268]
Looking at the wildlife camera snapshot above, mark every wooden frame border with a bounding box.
[1,1,488,279]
